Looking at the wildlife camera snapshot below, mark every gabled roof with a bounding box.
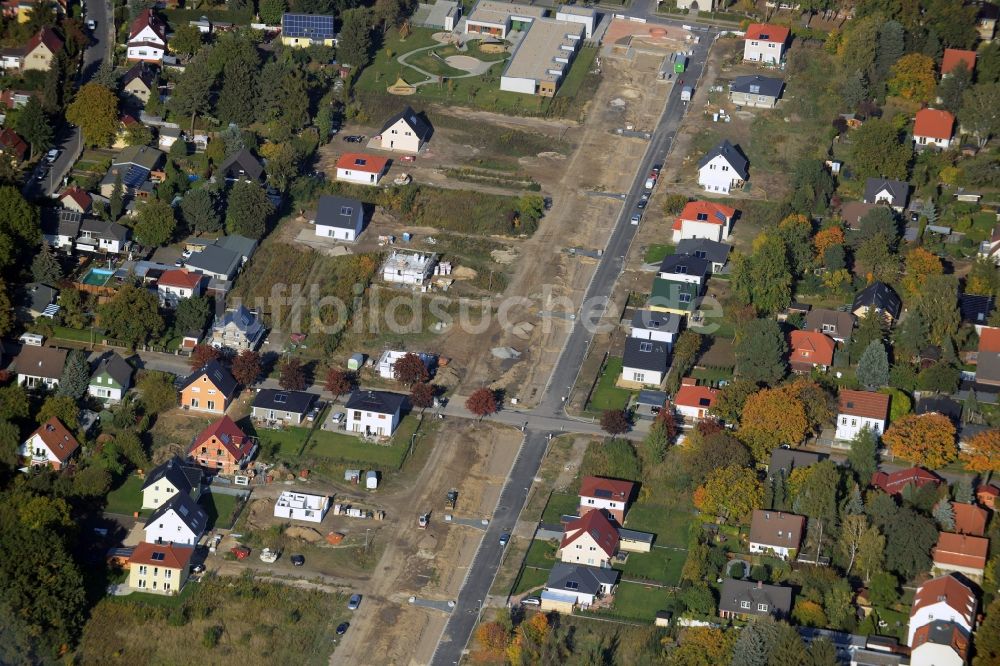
[749,510,805,547]
[158,269,203,290]
[81,219,129,243]
[744,23,790,43]
[560,509,619,557]
[28,417,80,462]
[622,337,669,372]
[911,621,969,660]
[27,26,63,55]
[144,492,208,536]
[658,253,710,278]
[345,389,407,415]
[129,8,166,42]
[718,579,793,617]
[13,345,67,380]
[122,61,156,90]
[838,389,889,420]
[789,330,835,367]
[579,476,634,503]
[951,502,988,537]
[59,186,92,211]
[863,178,909,205]
[24,282,57,313]
[675,238,732,264]
[213,234,257,260]
[281,12,336,40]
[0,128,27,160]
[803,308,855,339]
[336,152,390,174]
[630,309,681,335]
[979,326,1000,353]
[380,105,432,141]
[180,359,238,398]
[216,306,262,336]
[141,455,202,494]
[913,108,955,140]
[252,389,317,415]
[316,194,364,229]
[677,200,736,224]
[91,352,132,386]
[768,448,824,477]
[130,541,195,569]
[219,149,264,182]
[933,532,989,570]
[852,282,901,319]
[697,140,749,178]
[674,381,718,410]
[186,245,241,278]
[113,145,163,171]
[545,562,619,596]
[191,415,251,460]
[910,574,977,622]
[941,48,976,75]
[730,74,784,98]
[914,395,962,422]
[871,466,942,496]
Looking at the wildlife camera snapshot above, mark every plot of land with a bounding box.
[541,492,579,524]
[600,581,667,622]
[104,475,144,516]
[625,503,693,549]
[588,357,634,411]
[620,548,685,586]
[199,491,241,530]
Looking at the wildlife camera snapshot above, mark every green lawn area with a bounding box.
[690,366,733,383]
[624,503,693,549]
[50,325,98,342]
[619,547,685,586]
[512,566,550,596]
[105,475,144,515]
[601,581,668,622]
[588,357,634,412]
[198,491,240,530]
[541,492,579,524]
[555,46,598,99]
[115,583,197,608]
[643,243,674,264]
[258,427,311,458]
[524,539,559,569]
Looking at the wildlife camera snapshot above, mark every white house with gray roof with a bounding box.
[88,352,132,403]
[143,493,208,546]
[697,140,749,194]
[251,389,317,425]
[185,245,242,281]
[314,194,365,241]
[620,338,669,387]
[729,75,785,108]
[345,389,406,438]
[675,238,732,273]
[629,309,680,347]
[211,306,265,351]
[77,220,129,254]
[541,562,619,612]
[863,177,910,212]
[141,455,202,510]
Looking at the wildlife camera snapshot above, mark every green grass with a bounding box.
[588,357,634,411]
[624,504,693,549]
[50,325,99,342]
[512,566,550,596]
[619,548,685,586]
[105,475,144,515]
[198,492,239,530]
[643,244,675,264]
[258,427,311,458]
[541,492,580,524]
[524,539,559,569]
[555,46,598,99]
[603,581,668,622]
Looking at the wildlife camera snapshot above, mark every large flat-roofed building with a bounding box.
[555,4,594,38]
[500,18,584,96]
[464,0,547,38]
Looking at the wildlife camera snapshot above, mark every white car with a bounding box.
[86,19,96,30]
[45,148,60,164]
[259,548,279,563]
[331,412,345,425]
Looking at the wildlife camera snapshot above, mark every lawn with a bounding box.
[601,581,668,622]
[541,492,580,524]
[588,357,634,412]
[198,491,240,530]
[619,548,685,586]
[49,325,99,343]
[555,46,598,99]
[624,504,693,549]
[512,566,550,596]
[258,426,311,458]
[105,475,144,516]
[524,539,559,569]
[643,243,674,264]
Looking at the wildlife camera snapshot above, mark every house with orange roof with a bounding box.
[789,330,835,373]
[913,108,955,149]
[187,415,257,476]
[671,200,736,243]
[743,23,790,64]
[872,466,942,496]
[559,509,619,568]
[58,186,92,213]
[578,476,635,523]
[932,532,989,580]
[835,389,889,440]
[0,128,27,163]
[157,269,204,305]
[908,574,977,646]
[941,48,976,76]
[910,621,969,666]
[18,417,80,470]
[673,378,718,421]
[336,153,390,186]
[975,326,1000,389]
[951,502,988,537]
[127,541,194,595]
[977,483,999,509]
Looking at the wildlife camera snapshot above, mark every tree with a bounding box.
[868,571,898,607]
[133,198,177,247]
[124,123,153,147]
[734,319,787,385]
[180,188,221,233]
[962,83,1000,149]
[261,142,298,191]
[231,350,262,387]
[97,283,164,347]
[849,118,910,180]
[840,70,869,112]
[976,598,1000,666]
[38,396,79,430]
[937,63,971,113]
[216,38,261,125]
[965,258,1000,297]
[807,638,838,666]
[66,83,118,147]
[475,621,508,657]
[731,234,792,315]
[14,96,51,159]
[893,310,926,361]
[137,370,177,414]
[918,361,960,394]
[932,497,955,530]
[739,386,808,462]
[170,50,217,132]
[31,243,61,284]
[338,8,373,68]
[847,427,879,482]
[856,341,889,389]
[324,368,353,397]
[857,207,899,247]
[225,181,273,239]
[393,353,429,386]
[778,213,815,276]
[666,330,701,393]
[873,20,904,86]
[883,413,956,468]
[259,0,288,23]
[694,464,763,523]
[109,171,124,221]
[901,247,943,299]
[188,344,220,370]
[56,350,90,400]
[709,378,757,425]
[0,383,29,421]
[279,357,307,390]
[731,619,779,666]
[813,225,844,262]
[839,514,869,575]
[670,627,737,666]
[961,429,1000,474]
[884,507,937,579]
[788,161,835,215]
[171,23,202,57]
[888,53,936,102]
[600,409,630,435]
[643,412,676,464]
[410,382,434,409]
[915,275,960,347]
[174,296,210,337]
[466,388,497,418]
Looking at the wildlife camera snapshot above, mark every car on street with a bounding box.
[45,149,60,164]
[640,192,649,201]
[910,212,919,223]
[174,258,184,267]
[290,554,305,566]
[521,596,541,606]
[306,405,321,422]
[652,164,662,174]
[499,532,510,547]
[637,200,647,210]
[400,155,416,162]
[348,594,362,610]
[330,412,345,425]
[336,622,349,636]
[343,135,365,143]
[630,212,642,225]
[86,19,96,30]
[191,563,205,574]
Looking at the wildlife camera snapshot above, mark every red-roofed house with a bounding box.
[336,153,390,186]
[128,541,194,595]
[932,532,989,580]
[913,108,955,149]
[951,502,988,537]
[559,509,619,568]
[0,128,27,163]
[977,483,999,509]
[744,23,790,64]
[579,476,635,523]
[835,389,890,440]
[59,186,92,213]
[673,378,718,421]
[127,8,167,62]
[941,48,976,76]
[908,574,977,646]
[789,330,835,373]
[187,415,257,475]
[671,200,736,243]
[18,417,80,470]
[978,326,1000,354]
[157,269,204,303]
[871,466,942,496]
[0,89,31,109]
[911,620,969,666]
[1,26,63,72]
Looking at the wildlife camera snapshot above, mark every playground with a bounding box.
[391,31,510,87]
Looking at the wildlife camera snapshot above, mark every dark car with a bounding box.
[637,200,647,209]
[343,135,365,143]
[336,622,349,635]
[291,554,305,566]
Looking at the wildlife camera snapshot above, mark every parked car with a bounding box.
[637,200,647,210]
[343,135,365,143]
[259,548,279,563]
[640,192,650,201]
[290,554,305,566]
[499,533,510,547]
[652,164,662,174]
[400,155,416,162]
[330,412,345,425]
[348,594,362,610]
[45,148,60,164]
[86,19,96,30]
[630,212,642,225]
[336,622,349,636]
[230,546,251,560]
[191,563,205,574]
[521,596,541,606]
[306,406,321,422]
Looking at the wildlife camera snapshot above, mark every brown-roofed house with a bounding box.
[789,330,835,372]
[804,308,855,343]
[839,201,878,231]
[913,108,955,150]
[187,415,256,475]
[579,476,635,523]
[978,484,1000,509]
[933,532,989,580]
[910,621,969,664]
[952,502,988,537]
[836,389,890,441]
[0,128,27,163]
[559,509,619,568]
[908,574,977,646]
[59,186,93,213]
[128,541,194,595]
[941,48,976,76]
[748,510,806,560]
[18,417,80,470]
[12,345,67,390]
[871,466,943,496]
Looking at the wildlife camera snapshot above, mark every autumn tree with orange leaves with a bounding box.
[738,386,809,462]
[889,53,937,102]
[901,247,943,299]
[883,413,957,469]
[466,388,498,418]
[694,464,763,523]
[960,429,1000,474]
[813,225,845,260]
[475,622,508,656]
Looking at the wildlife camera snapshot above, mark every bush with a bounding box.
[202,625,222,648]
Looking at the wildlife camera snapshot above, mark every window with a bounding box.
[740,600,751,609]
[634,373,644,383]
[164,582,171,591]
[840,417,847,425]
[139,565,147,575]
[757,603,768,612]
[165,570,172,579]
[138,579,146,589]
[722,165,729,172]
[207,401,215,411]
[679,294,692,303]
[851,418,857,426]
[353,411,361,420]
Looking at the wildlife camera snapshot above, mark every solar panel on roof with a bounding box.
[594,488,612,498]
[151,551,165,561]
[283,13,335,39]
[123,165,149,188]
[715,211,727,223]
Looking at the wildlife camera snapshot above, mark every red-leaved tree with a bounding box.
[189,344,220,370]
[325,368,354,397]
[393,353,430,386]
[410,382,435,408]
[466,388,497,419]
[231,350,261,386]
[600,409,630,435]
[279,358,307,391]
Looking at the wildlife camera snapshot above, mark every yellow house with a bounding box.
[558,510,619,568]
[128,541,194,595]
[280,13,336,48]
[21,27,63,72]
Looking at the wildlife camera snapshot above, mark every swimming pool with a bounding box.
[81,267,115,286]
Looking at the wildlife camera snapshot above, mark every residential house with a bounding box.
[99,145,164,197]
[143,493,207,546]
[872,466,943,496]
[141,456,202,510]
[280,13,336,47]
[128,541,194,595]
[915,395,962,423]
[158,127,181,151]
[743,23,789,64]
[0,88,32,110]
[185,245,242,281]
[748,510,805,559]
[218,148,264,184]
[958,293,994,329]
[975,0,998,41]
[951,503,988,537]
[18,417,79,470]
[13,345,67,389]
[932,532,989,580]
[673,378,718,421]
[908,574,977,646]
[913,108,955,149]
[179,360,239,414]
[634,389,667,420]
[977,484,999,509]
[629,309,680,347]
[835,389,890,441]
[789,329,835,373]
[212,234,257,266]
[852,282,902,324]
[77,219,129,254]
[157,269,204,306]
[803,308,855,344]
[648,274,700,316]
[41,209,80,251]
[620,338,669,386]
[657,253,710,288]
[274,491,330,523]
[975,327,1000,389]
[127,8,167,63]
[910,621,969,666]
[839,201,878,231]
[382,250,437,285]
[378,106,432,153]
[88,352,132,403]
[697,140,749,194]
[19,282,58,320]
[1,27,63,71]
[187,415,257,475]
[0,128,27,163]
[941,48,976,76]
[122,61,157,105]
[376,349,434,380]
[251,389,317,426]
[210,306,265,351]
[672,201,736,243]
[541,562,618,613]
[675,237,732,273]
[578,476,635,523]
[767,448,824,480]
[58,186,92,213]
[345,389,406,438]
[314,194,365,241]
[863,177,910,211]
[559,509,619,568]
[718,579,793,620]
[729,74,784,108]
[336,153,390,186]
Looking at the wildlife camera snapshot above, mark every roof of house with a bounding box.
[636,389,667,407]
[545,562,619,597]
[914,108,955,140]
[622,337,669,373]
[697,140,749,178]
[24,282,57,313]
[675,238,732,264]
[336,153,390,174]
[979,327,1000,353]
[91,352,132,386]
[81,219,129,243]
[976,351,1000,384]
[316,194,364,229]
[219,149,264,182]
[122,61,156,89]
[649,278,700,312]
[560,509,620,557]
[803,308,855,338]
[28,417,80,462]
[677,200,736,224]
[144,492,208,536]
[768,448,825,477]
[281,12,336,39]
[141,455,202,494]
[379,105,432,141]
[911,621,969,660]
[911,574,977,622]
[252,389,317,415]
[852,282,902,319]
[864,178,910,205]
[59,186,92,210]
[113,144,163,171]
[933,532,989,570]
[959,293,994,325]
[674,380,719,411]
[579,476,635,503]
[28,26,63,54]
[658,253,710,278]
[214,234,257,260]
[952,502,988,537]
[191,414,251,460]
[872,466,943,495]
[0,128,27,160]
[745,23,790,43]
[13,345,67,380]
[718,579,793,617]
[838,389,890,420]
[129,541,195,570]
[730,74,784,98]
[790,330,836,367]
[129,8,166,41]
[158,269,203,290]
[345,389,407,415]
[215,307,263,343]
[749,510,805,547]
[185,244,241,278]
[630,309,681,335]
[915,395,962,422]
[942,48,977,75]
[840,201,878,229]
[180,360,238,398]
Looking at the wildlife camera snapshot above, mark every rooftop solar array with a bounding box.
[282,13,335,39]
[123,165,150,189]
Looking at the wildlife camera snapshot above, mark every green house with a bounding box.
[648,278,699,315]
[88,352,133,404]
